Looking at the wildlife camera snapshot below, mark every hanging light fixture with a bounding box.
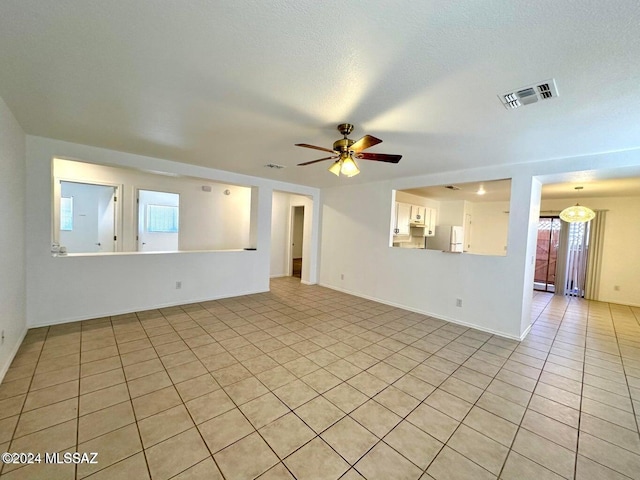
[327,153,360,177]
[559,187,595,223]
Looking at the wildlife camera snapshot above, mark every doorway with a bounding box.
[534,216,561,292]
[291,206,304,278]
[59,181,118,253]
[137,190,180,252]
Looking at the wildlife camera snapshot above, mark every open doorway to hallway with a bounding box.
[270,191,313,283]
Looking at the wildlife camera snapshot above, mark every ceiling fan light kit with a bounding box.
[296,124,401,177]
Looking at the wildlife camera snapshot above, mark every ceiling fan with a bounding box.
[295,123,402,177]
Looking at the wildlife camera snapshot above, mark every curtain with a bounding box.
[554,220,569,296]
[584,210,607,300]
[565,221,590,297]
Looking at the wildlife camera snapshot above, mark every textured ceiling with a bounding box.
[1,0,640,187]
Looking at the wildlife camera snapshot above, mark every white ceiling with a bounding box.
[2,1,640,188]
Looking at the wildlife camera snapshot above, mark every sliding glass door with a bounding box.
[534,217,561,292]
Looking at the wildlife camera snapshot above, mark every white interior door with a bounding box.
[59,181,116,253]
[138,190,180,252]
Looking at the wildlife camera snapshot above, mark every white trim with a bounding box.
[300,279,316,286]
[519,323,533,341]
[269,274,288,279]
[26,288,268,328]
[0,327,28,385]
[319,282,523,341]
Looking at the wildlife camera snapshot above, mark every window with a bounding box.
[147,204,179,233]
[60,196,73,231]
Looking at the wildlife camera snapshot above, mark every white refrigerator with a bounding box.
[428,225,464,252]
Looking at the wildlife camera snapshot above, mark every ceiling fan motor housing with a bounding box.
[333,137,355,153]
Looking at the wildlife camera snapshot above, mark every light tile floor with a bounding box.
[0,278,639,479]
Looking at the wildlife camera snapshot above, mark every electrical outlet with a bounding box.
[340,274,344,280]
[175,281,182,289]
[456,298,463,307]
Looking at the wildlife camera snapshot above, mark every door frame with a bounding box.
[135,187,181,252]
[53,178,122,252]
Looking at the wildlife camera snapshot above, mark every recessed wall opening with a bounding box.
[52,158,254,255]
[390,178,511,256]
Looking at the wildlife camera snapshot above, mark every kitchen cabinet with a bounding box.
[424,207,437,236]
[393,202,411,235]
[409,205,426,225]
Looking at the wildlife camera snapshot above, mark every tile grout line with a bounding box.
[0,325,49,477]
[495,294,573,479]
[607,303,640,445]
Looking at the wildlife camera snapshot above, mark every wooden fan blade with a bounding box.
[295,143,335,154]
[356,152,402,163]
[350,135,382,152]
[297,156,338,166]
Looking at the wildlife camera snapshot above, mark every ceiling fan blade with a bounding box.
[356,152,402,163]
[297,156,338,166]
[295,143,335,154]
[350,135,382,152]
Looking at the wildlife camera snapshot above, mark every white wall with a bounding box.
[54,159,252,252]
[0,97,26,381]
[270,191,289,277]
[26,136,320,327]
[320,150,640,339]
[437,200,466,226]
[541,195,640,306]
[467,201,510,256]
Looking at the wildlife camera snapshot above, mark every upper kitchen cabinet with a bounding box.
[393,202,411,236]
[409,205,426,224]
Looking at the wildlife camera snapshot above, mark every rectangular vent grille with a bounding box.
[264,163,286,169]
[445,185,461,190]
[499,78,559,110]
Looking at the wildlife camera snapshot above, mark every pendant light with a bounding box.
[559,186,595,223]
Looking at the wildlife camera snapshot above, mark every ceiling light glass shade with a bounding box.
[559,204,595,223]
[328,160,342,176]
[340,155,360,177]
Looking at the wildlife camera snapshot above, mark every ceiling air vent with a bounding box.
[499,78,559,110]
[264,163,286,169]
[445,185,461,190]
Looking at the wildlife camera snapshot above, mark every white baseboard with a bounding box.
[319,282,522,341]
[518,323,533,341]
[27,288,269,328]
[0,327,28,385]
